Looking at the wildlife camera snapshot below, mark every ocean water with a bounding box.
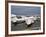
[11,18,40,31]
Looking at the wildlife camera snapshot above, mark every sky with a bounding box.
[11,5,41,16]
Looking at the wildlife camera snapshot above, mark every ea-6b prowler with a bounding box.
[11,14,40,26]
